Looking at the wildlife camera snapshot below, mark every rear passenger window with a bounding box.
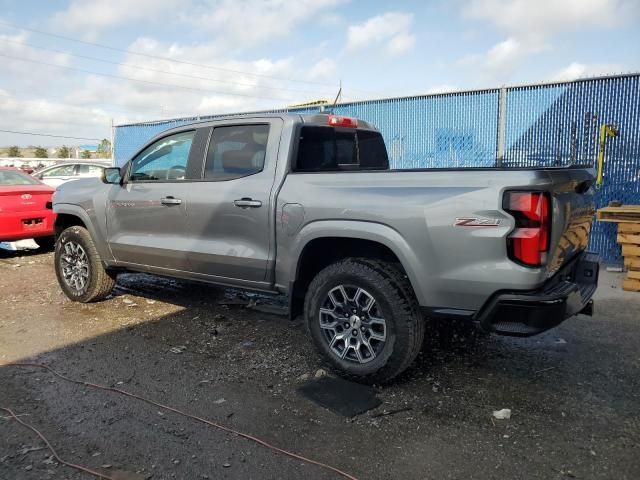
[204,125,269,181]
[295,126,389,172]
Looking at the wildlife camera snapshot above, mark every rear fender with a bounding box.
[285,220,426,305]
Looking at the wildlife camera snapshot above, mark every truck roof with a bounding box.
[155,113,379,137]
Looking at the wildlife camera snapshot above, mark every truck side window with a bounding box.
[204,124,269,181]
[130,131,195,182]
[295,126,389,172]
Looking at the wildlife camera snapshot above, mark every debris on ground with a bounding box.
[371,406,413,418]
[492,408,512,420]
[298,376,381,417]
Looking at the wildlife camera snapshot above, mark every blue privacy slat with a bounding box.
[113,74,640,264]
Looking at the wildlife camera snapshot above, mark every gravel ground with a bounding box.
[1,247,639,480]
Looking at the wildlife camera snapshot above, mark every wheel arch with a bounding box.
[53,204,114,263]
[287,221,424,319]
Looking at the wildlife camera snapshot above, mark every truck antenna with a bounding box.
[330,80,342,113]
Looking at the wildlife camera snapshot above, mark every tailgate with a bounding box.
[545,168,596,275]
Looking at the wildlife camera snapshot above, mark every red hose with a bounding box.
[1,406,116,480]
[4,362,359,480]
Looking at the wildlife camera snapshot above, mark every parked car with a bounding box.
[0,167,56,249]
[33,162,108,188]
[51,114,599,383]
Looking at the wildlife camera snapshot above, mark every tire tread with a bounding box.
[304,257,424,384]
[55,226,116,302]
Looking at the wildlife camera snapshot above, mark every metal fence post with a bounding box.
[110,118,115,166]
[496,86,507,166]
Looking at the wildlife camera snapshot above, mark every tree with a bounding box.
[8,146,22,157]
[57,146,71,159]
[96,138,111,159]
[80,149,92,159]
[34,147,48,158]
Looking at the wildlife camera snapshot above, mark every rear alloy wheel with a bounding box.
[55,226,116,302]
[305,258,424,384]
[319,285,387,364]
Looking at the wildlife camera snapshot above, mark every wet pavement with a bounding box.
[1,247,639,479]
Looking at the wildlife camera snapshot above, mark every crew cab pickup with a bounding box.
[52,113,599,383]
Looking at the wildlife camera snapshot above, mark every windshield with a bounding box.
[0,169,41,185]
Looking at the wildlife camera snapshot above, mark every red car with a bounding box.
[0,167,56,249]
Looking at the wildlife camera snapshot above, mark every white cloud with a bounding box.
[425,84,458,94]
[386,32,415,55]
[0,31,341,145]
[189,0,345,50]
[51,0,183,37]
[307,58,338,82]
[551,62,626,81]
[65,38,338,121]
[466,0,638,38]
[115,37,324,101]
[461,0,640,82]
[346,12,416,55]
[485,38,522,68]
[0,89,111,143]
[0,32,71,76]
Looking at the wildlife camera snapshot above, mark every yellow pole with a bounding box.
[596,124,618,189]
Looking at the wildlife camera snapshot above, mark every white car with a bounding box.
[33,162,109,188]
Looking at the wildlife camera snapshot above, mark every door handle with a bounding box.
[234,198,262,208]
[161,196,182,205]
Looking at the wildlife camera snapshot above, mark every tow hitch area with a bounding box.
[477,252,599,337]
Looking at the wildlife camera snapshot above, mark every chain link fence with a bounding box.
[114,73,640,264]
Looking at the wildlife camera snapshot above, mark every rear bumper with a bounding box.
[476,251,599,337]
[0,209,56,242]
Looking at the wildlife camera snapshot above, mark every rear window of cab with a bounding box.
[295,127,389,172]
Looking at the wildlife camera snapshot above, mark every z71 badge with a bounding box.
[454,217,502,227]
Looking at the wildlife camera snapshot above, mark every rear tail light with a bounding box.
[503,191,550,267]
[327,115,358,128]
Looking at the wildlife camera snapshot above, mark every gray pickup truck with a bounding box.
[52,113,599,383]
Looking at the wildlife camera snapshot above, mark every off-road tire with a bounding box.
[304,257,424,384]
[55,226,116,302]
[34,236,56,251]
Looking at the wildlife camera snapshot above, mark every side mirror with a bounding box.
[102,167,122,184]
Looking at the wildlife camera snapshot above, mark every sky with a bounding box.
[0,0,639,146]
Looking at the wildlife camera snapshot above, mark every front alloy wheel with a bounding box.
[60,241,90,292]
[55,226,116,302]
